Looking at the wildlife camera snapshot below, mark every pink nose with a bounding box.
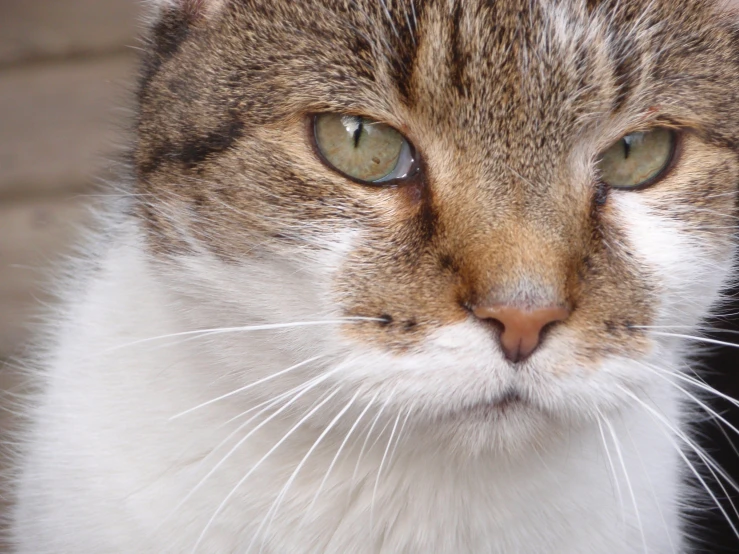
[472,305,570,362]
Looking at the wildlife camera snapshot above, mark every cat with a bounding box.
[9,0,739,552]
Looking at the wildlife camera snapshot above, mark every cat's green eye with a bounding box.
[313,114,416,184]
[597,128,676,189]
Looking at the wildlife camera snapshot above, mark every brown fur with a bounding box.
[134,0,739,363]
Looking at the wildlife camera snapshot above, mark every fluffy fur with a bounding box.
[9,0,739,552]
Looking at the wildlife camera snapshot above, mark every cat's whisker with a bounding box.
[668,366,739,412]
[349,387,397,496]
[709,411,739,461]
[158,380,326,493]
[646,330,739,350]
[195,372,337,472]
[711,309,739,320]
[401,1,416,45]
[595,410,626,524]
[249,389,361,553]
[502,161,540,189]
[385,403,414,479]
[365,409,397,454]
[643,357,739,411]
[167,367,341,530]
[301,391,380,527]
[342,0,393,58]
[99,318,380,358]
[682,365,739,460]
[617,385,739,541]
[631,362,739,523]
[601,414,648,553]
[378,0,400,38]
[370,408,403,533]
[622,422,679,554]
[635,324,739,333]
[170,355,325,420]
[634,324,739,341]
[219,383,313,428]
[671,429,739,541]
[192,387,342,554]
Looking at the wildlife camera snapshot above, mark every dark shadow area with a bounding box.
[688,292,739,553]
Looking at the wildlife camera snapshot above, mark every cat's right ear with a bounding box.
[143,0,227,22]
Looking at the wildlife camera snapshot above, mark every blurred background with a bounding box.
[0,1,739,552]
[0,0,141,546]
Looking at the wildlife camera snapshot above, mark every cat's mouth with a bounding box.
[483,390,525,414]
[493,390,524,410]
[451,390,527,420]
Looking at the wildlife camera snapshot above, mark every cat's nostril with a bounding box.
[472,305,570,363]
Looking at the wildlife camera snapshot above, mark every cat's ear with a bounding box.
[144,0,227,20]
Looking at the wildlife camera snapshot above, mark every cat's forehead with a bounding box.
[194,0,730,171]
[156,0,735,145]
[138,0,739,188]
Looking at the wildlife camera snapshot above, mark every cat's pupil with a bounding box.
[352,118,363,148]
[623,137,632,159]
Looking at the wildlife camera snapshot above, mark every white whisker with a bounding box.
[402,1,416,45]
[195,372,336,472]
[100,318,381,356]
[302,391,380,525]
[618,385,739,541]
[248,390,361,553]
[647,331,739,350]
[595,411,626,523]
[385,404,414,476]
[633,363,739,515]
[370,409,402,532]
[349,388,397,494]
[170,355,325,420]
[601,415,648,553]
[167,368,340,530]
[379,0,399,38]
[623,422,678,554]
[192,387,342,553]
[669,368,739,412]
[635,325,739,336]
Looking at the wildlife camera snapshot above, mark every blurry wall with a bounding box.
[0,0,142,539]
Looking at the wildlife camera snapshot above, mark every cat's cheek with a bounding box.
[611,192,734,326]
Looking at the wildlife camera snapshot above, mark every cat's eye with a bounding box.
[596,128,676,189]
[312,114,416,184]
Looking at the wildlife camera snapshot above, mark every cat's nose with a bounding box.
[472,305,570,363]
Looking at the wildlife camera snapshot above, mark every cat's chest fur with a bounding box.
[13,238,683,554]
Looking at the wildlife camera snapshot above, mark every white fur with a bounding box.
[143,0,227,20]
[10,173,734,553]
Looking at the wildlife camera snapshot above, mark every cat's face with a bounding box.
[136,0,739,451]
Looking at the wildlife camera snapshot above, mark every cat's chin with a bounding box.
[439,391,529,424]
[412,396,562,458]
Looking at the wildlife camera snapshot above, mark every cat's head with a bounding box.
[134,0,739,452]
